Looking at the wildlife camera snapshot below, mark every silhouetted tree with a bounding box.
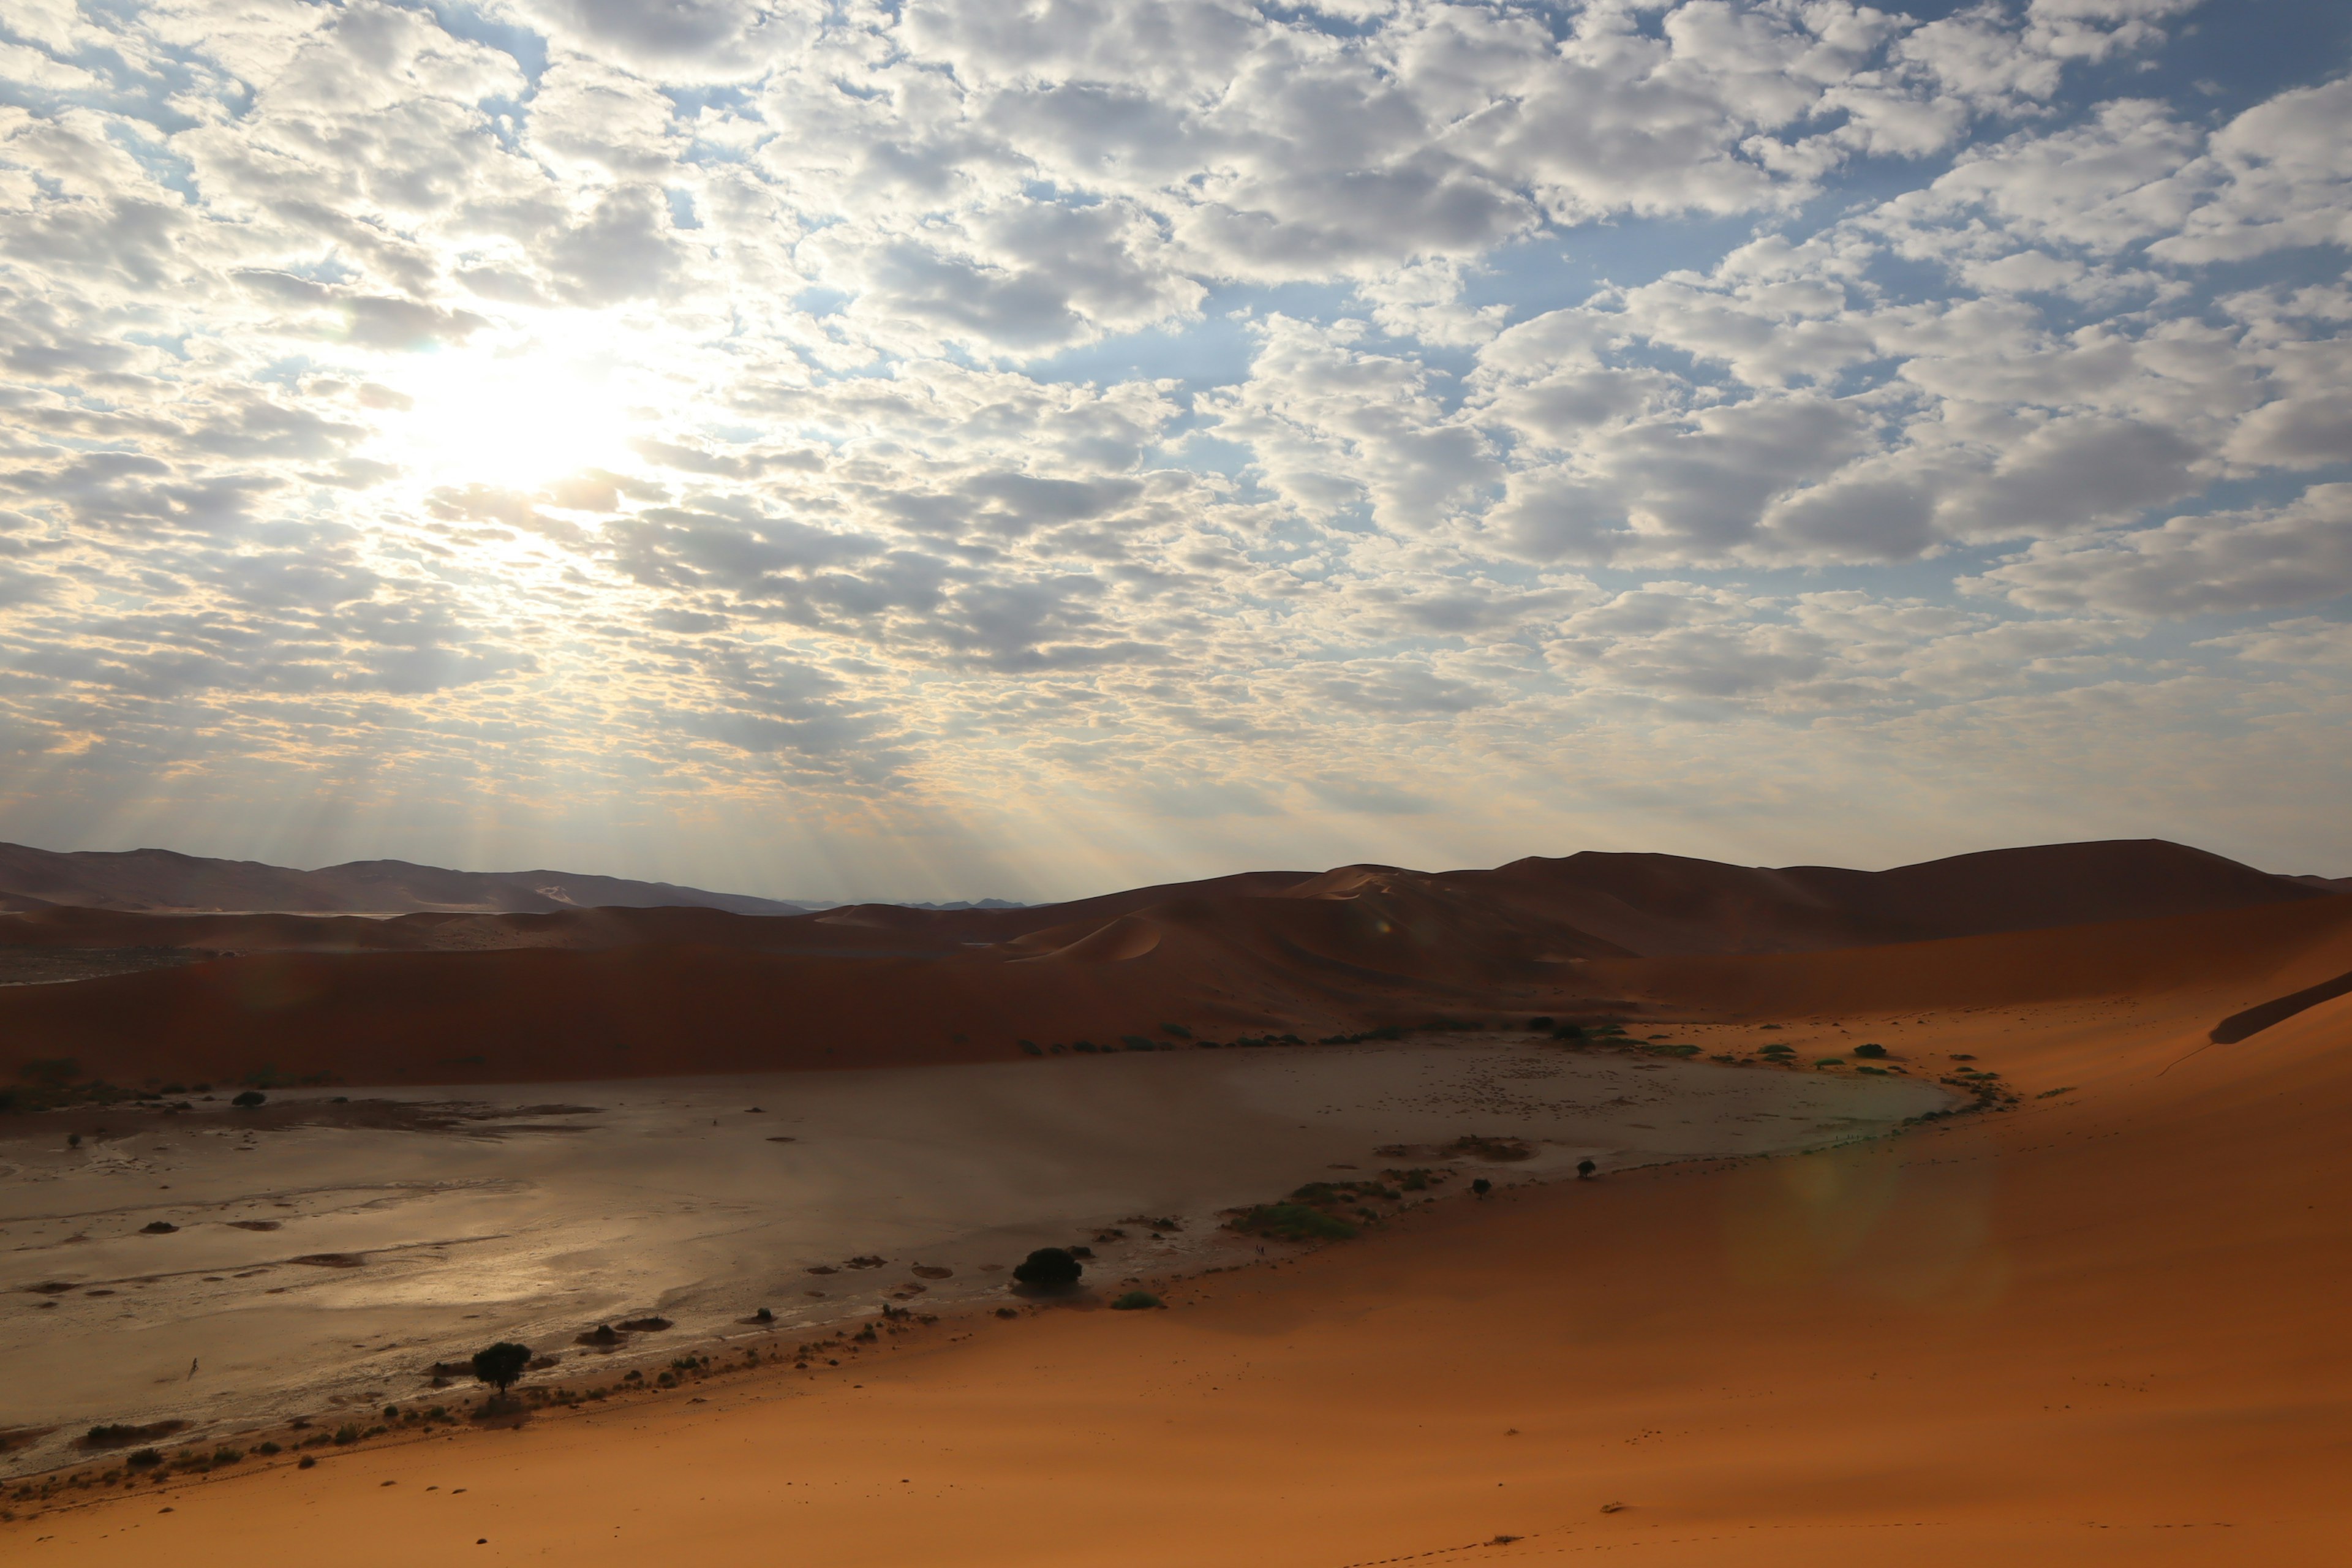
[470,1342,532,1396]
[1577,1159,1597,1179]
[1011,1247,1083,1287]
[1471,1177,1492,1199]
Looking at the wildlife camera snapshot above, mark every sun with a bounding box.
[379,331,638,493]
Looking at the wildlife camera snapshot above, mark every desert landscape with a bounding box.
[6,1,2348,1559]
[3,837,2348,1563]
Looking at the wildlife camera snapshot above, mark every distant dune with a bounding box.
[0,837,2339,1093]
[0,841,812,916]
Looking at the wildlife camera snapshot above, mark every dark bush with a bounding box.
[1527,1016,1554,1030]
[1471,1177,1492,1198]
[1110,1291,1163,1310]
[1018,1041,1043,1056]
[1853,1043,1888,1059]
[298,1455,316,1469]
[1229,1203,1356,1242]
[1577,1158,1597,1179]
[232,1090,266,1108]
[1011,1247,1083,1287]
[470,1341,533,1395]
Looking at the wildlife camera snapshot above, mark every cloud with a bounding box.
[0,0,2347,889]
[1975,486,2352,617]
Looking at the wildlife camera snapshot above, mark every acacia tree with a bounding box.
[471,1342,532,1397]
[1011,1247,1083,1288]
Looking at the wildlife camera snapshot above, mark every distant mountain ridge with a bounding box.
[0,842,815,916]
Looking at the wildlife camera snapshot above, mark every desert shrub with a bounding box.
[232,1090,266,1108]
[1471,1177,1491,1198]
[256,1441,281,1455]
[125,1449,160,1469]
[331,1425,358,1445]
[1018,1041,1042,1057]
[1640,1043,1701,1058]
[1110,1291,1163,1310]
[1856,1066,1890,1075]
[1011,1247,1084,1287]
[1527,1016,1554,1030]
[212,1448,243,1464]
[1120,1035,1155,1051]
[1160,1023,1192,1039]
[297,1455,316,1469]
[470,1341,532,1396]
[1759,1043,1795,1057]
[1852,1043,1888,1059]
[1576,1159,1597,1179]
[1814,1058,1844,1068]
[1230,1203,1356,1242]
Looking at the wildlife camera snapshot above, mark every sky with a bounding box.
[0,0,2347,901]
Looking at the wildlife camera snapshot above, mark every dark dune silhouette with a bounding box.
[0,841,811,916]
[0,837,2339,1093]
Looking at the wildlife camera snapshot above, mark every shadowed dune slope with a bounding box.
[7,883,2349,1094]
[0,842,806,916]
[17,903,2351,1565]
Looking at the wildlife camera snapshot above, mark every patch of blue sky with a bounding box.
[2106,0,2350,121]
[416,0,550,85]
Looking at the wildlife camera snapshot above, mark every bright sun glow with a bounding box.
[385,336,638,492]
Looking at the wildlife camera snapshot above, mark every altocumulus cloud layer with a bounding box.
[1,0,2348,895]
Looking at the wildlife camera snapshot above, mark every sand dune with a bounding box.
[0,842,808,916]
[9,870,2347,1564]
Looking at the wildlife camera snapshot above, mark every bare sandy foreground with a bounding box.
[7,972,2350,1565]
[1,1039,1940,1459]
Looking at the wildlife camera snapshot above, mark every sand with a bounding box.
[6,967,2346,1562]
[6,887,2348,1563]
[0,1039,1939,1470]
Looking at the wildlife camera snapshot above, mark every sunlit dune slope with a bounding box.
[20,895,2351,1564]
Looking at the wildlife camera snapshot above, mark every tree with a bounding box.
[1576,1159,1597,1180]
[470,1342,532,1397]
[1011,1247,1083,1288]
[1470,1177,1492,1199]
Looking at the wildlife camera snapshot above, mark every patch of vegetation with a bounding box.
[1121,1035,1157,1051]
[1109,1291,1163,1310]
[1856,1066,1891,1075]
[1814,1057,1845,1068]
[470,1342,532,1396]
[1228,1202,1357,1242]
[1852,1043,1888,1059]
[2037,1086,2076,1099]
[232,1090,266,1108]
[1011,1247,1084,1287]
[1758,1043,1795,1058]
[1640,1042,1702,1058]
[1017,1041,1042,1057]
[1160,1023,1192,1039]
[1382,1166,1446,1192]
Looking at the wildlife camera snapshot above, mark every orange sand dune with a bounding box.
[7,872,2348,1093]
[12,897,2348,1563]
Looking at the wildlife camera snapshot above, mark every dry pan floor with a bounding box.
[10,987,2352,1566]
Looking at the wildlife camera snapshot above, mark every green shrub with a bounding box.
[126,1450,160,1469]
[1814,1057,1844,1068]
[1110,1291,1163,1310]
[1231,1203,1356,1242]
[232,1090,266,1108]
[1852,1043,1888,1059]
[332,1425,358,1446]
